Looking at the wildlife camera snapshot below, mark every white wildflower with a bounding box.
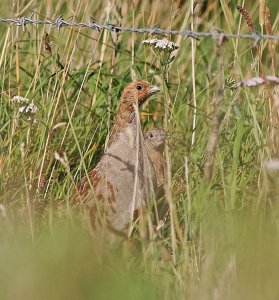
[142,38,178,52]
[12,95,30,104]
[25,102,39,114]
[19,106,26,113]
[142,39,157,45]
[12,95,38,115]
[18,102,39,114]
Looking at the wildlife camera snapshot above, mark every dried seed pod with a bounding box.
[237,6,255,32]
[44,33,52,56]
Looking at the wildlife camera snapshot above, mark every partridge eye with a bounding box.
[149,133,154,138]
[136,85,142,91]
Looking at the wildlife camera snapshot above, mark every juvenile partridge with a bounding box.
[77,81,160,232]
[144,128,167,186]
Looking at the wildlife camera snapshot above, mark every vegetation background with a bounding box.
[0,0,279,299]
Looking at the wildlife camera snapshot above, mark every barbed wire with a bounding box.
[0,14,279,42]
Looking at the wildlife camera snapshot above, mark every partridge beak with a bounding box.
[149,85,160,94]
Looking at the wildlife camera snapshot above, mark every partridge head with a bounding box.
[145,128,167,153]
[111,81,160,140]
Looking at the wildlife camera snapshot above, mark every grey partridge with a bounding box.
[77,81,160,232]
[144,128,167,186]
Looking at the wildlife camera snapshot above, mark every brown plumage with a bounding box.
[77,80,160,232]
[144,128,167,186]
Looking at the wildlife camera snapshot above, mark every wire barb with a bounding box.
[0,15,278,41]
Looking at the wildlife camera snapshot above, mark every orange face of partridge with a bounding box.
[120,80,160,107]
[110,80,160,141]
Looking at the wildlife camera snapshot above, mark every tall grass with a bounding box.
[1,0,279,299]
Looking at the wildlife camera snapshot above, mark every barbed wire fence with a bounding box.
[0,14,279,42]
[0,13,278,87]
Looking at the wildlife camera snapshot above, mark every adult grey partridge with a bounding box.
[77,80,160,232]
[144,128,167,186]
